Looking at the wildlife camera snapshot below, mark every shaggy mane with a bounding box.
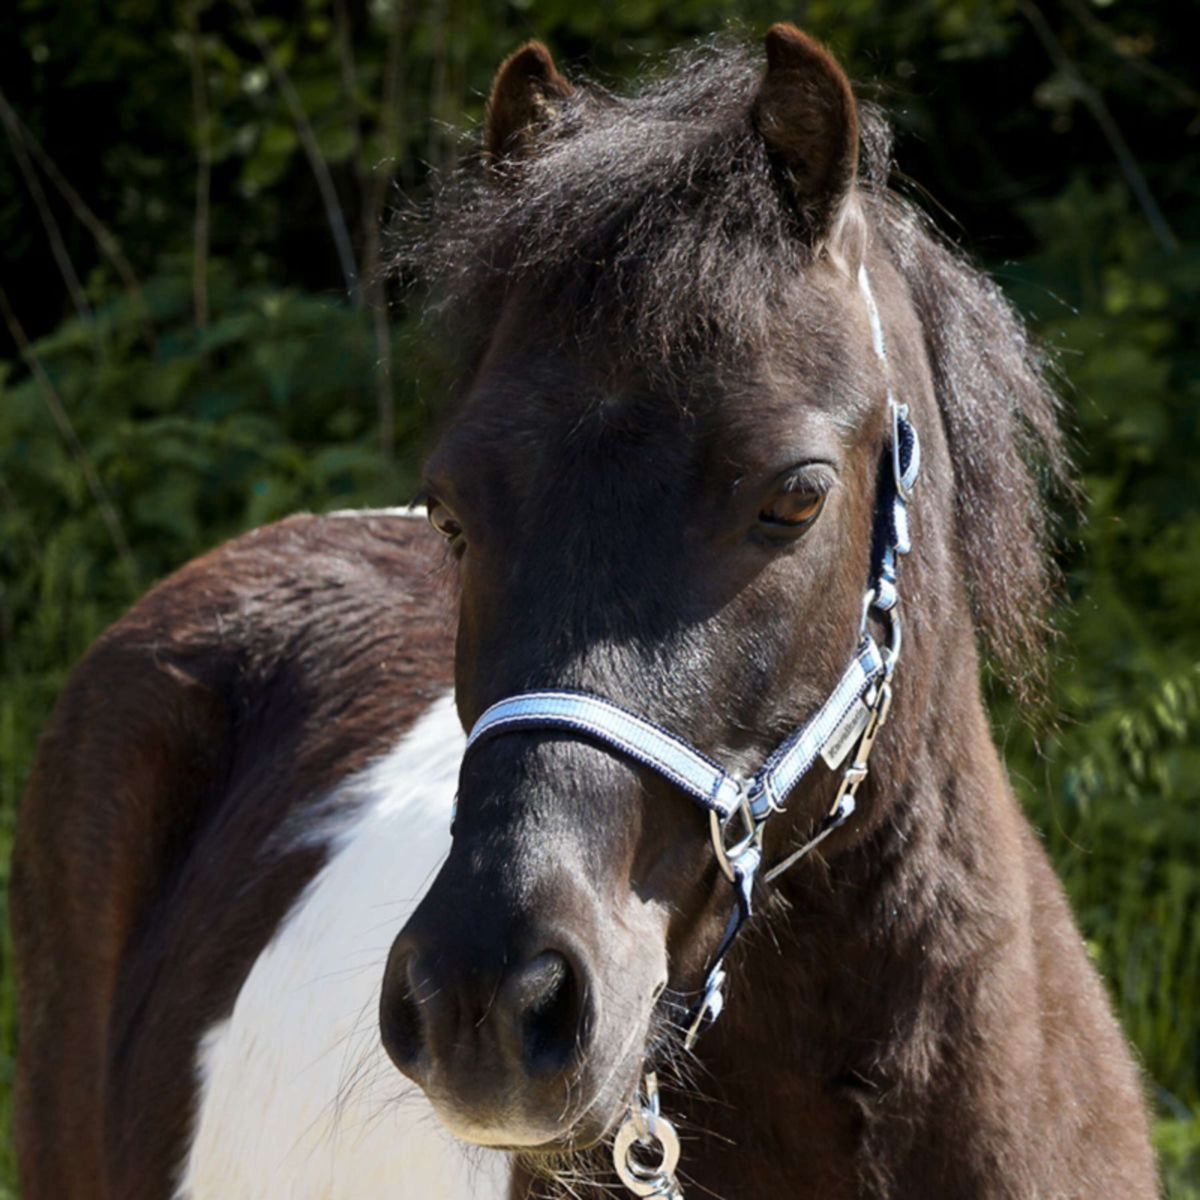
[401,39,1070,695]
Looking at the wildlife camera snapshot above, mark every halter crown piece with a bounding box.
[459,265,920,1199]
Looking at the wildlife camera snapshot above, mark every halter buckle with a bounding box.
[708,797,761,884]
[830,680,892,811]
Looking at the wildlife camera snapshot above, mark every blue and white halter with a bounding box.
[460,265,920,1198]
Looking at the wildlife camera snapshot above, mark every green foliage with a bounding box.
[996,173,1200,1128]
[1160,1116,1200,1200]
[2,0,1198,1193]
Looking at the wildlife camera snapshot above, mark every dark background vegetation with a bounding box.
[1,0,1197,1193]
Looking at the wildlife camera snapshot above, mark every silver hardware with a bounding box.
[761,674,894,885]
[629,1070,660,1141]
[708,798,759,884]
[859,587,877,638]
[883,609,902,674]
[614,1073,683,1198]
[683,966,726,1051]
[826,678,891,818]
[756,776,788,814]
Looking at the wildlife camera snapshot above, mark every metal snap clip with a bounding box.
[613,1108,682,1198]
[708,798,759,884]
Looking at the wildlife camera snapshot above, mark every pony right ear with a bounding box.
[484,42,573,164]
[752,24,859,241]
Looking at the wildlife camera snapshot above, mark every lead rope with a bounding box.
[459,265,918,1199]
[607,264,912,1199]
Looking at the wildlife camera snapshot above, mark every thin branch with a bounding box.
[370,287,395,459]
[362,0,408,459]
[372,0,407,226]
[0,283,139,592]
[0,86,156,350]
[333,0,369,228]
[233,0,363,304]
[333,0,397,458]
[186,0,212,331]
[1018,0,1177,253]
[1060,0,1200,117]
[426,0,450,175]
[0,96,92,322]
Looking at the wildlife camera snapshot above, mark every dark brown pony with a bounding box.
[13,26,1156,1200]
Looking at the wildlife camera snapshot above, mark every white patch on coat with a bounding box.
[175,692,512,1200]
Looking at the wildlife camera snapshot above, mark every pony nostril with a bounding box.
[507,949,589,1078]
[379,949,426,1078]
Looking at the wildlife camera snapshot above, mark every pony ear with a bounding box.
[752,24,859,240]
[484,41,573,164]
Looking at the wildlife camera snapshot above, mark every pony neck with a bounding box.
[692,629,1022,1170]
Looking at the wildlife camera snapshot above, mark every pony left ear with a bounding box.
[484,41,574,164]
[753,24,859,241]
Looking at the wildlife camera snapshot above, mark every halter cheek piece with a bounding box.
[457,265,920,1199]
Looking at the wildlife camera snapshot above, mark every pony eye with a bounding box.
[426,498,464,544]
[759,489,826,531]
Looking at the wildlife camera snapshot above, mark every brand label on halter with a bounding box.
[821,699,871,770]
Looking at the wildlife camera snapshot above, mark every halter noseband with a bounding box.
[457,265,920,1198]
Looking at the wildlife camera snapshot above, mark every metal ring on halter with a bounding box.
[708,799,757,884]
[858,588,877,639]
[762,787,788,815]
[613,1112,682,1198]
[882,609,902,675]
